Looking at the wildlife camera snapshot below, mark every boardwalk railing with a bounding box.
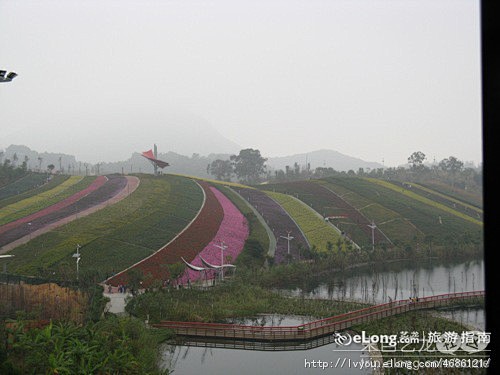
[153,291,484,342]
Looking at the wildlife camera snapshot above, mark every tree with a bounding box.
[230,148,267,184]
[47,164,55,173]
[408,151,426,170]
[208,159,233,181]
[439,156,464,188]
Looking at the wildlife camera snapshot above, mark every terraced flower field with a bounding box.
[324,177,482,246]
[0,174,68,208]
[0,173,55,200]
[0,175,86,224]
[0,175,126,248]
[265,191,344,252]
[231,187,309,264]
[373,180,483,222]
[0,176,104,237]
[418,180,483,209]
[5,174,204,279]
[179,186,249,284]
[316,180,421,245]
[259,181,391,248]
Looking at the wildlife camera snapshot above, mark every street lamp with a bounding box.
[214,241,228,280]
[0,70,18,83]
[368,221,377,251]
[280,231,294,255]
[72,244,81,281]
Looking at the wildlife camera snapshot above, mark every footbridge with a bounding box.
[153,291,484,342]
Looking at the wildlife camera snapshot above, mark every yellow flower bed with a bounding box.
[266,191,345,252]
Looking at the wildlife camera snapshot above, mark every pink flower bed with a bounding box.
[179,186,249,284]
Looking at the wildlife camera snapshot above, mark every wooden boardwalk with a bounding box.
[153,291,484,342]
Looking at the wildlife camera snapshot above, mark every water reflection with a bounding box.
[437,307,485,330]
[282,258,484,305]
[160,340,371,375]
[160,315,371,375]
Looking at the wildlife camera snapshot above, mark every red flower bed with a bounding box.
[106,181,224,287]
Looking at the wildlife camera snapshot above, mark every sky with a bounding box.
[0,0,482,167]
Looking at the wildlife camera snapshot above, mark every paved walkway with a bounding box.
[103,285,132,314]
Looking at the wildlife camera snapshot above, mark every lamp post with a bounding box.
[214,241,228,280]
[0,70,18,83]
[28,222,32,240]
[72,244,81,281]
[280,231,294,255]
[368,221,377,251]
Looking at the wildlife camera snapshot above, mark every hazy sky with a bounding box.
[0,0,482,167]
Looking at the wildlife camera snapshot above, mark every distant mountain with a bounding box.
[266,149,384,172]
[2,144,384,178]
[2,145,78,172]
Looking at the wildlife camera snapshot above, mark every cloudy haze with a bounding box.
[0,0,482,167]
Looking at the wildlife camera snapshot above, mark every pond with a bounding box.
[279,258,485,330]
[160,258,486,374]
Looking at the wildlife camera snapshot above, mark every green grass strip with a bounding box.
[265,191,343,252]
[364,178,483,226]
[406,181,483,214]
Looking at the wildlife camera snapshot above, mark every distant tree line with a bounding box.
[208,149,482,192]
